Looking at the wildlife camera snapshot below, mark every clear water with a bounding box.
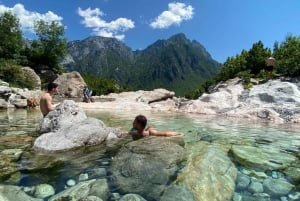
[0,108,299,200]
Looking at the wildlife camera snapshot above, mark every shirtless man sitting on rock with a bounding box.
[40,82,58,117]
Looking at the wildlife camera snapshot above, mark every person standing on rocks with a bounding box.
[83,85,94,103]
[40,82,58,117]
[265,57,275,80]
[129,115,181,140]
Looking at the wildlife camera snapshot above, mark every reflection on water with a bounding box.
[0,109,300,200]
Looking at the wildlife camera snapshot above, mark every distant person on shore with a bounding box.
[40,82,58,117]
[83,86,94,103]
[265,57,276,80]
[128,115,181,140]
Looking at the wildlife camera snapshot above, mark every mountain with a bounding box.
[61,33,220,96]
[61,36,134,82]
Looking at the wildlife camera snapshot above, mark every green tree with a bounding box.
[0,12,23,61]
[246,41,271,75]
[29,20,67,73]
[216,49,248,82]
[82,74,129,96]
[273,35,300,76]
[185,41,270,99]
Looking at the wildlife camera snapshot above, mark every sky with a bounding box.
[0,0,299,63]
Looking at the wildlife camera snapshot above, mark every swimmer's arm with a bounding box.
[148,129,179,136]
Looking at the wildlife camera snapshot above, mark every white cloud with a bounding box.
[0,3,63,34]
[150,2,194,29]
[78,7,135,40]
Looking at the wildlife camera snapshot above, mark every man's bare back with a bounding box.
[40,82,58,117]
[40,92,53,117]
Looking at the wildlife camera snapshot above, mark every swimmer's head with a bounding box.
[133,115,147,130]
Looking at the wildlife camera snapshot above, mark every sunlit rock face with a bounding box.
[34,100,123,152]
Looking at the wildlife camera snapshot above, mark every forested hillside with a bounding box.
[61,33,220,96]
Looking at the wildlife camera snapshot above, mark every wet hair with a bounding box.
[134,115,147,129]
[47,82,58,91]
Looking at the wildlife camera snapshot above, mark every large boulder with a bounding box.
[34,100,123,152]
[0,98,9,108]
[180,78,300,122]
[0,80,9,87]
[36,99,87,134]
[8,89,42,108]
[136,88,175,103]
[7,94,27,108]
[179,78,244,115]
[0,85,11,95]
[109,136,186,201]
[39,67,58,86]
[12,88,42,104]
[77,89,177,111]
[54,71,87,97]
[21,67,41,90]
[0,79,42,108]
[248,80,300,104]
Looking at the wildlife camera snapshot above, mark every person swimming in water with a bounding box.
[129,114,180,140]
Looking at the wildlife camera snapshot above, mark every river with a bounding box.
[0,108,299,200]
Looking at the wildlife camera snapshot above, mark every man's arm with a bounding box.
[148,129,179,136]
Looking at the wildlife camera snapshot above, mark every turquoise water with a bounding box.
[0,108,300,200]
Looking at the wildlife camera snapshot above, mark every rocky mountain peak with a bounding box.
[61,33,220,95]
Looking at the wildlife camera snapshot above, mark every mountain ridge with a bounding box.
[61,33,220,95]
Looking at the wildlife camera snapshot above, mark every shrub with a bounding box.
[0,60,35,89]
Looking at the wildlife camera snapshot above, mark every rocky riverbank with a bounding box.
[2,69,300,124]
[76,77,300,123]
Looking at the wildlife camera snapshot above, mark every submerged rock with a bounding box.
[32,183,55,199]
[236,172,251,190]
[0,185,43,201]
[119,194,147,201]
[284,165,300,183]
[109,136,186,201]
[263,177,295,196]
[175,142,237,201]
[230,145,297,171]
[0,154,20,181]
[160,184,195,201]
[48,179,109,201]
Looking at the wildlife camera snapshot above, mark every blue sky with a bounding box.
[0,0,299,63]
